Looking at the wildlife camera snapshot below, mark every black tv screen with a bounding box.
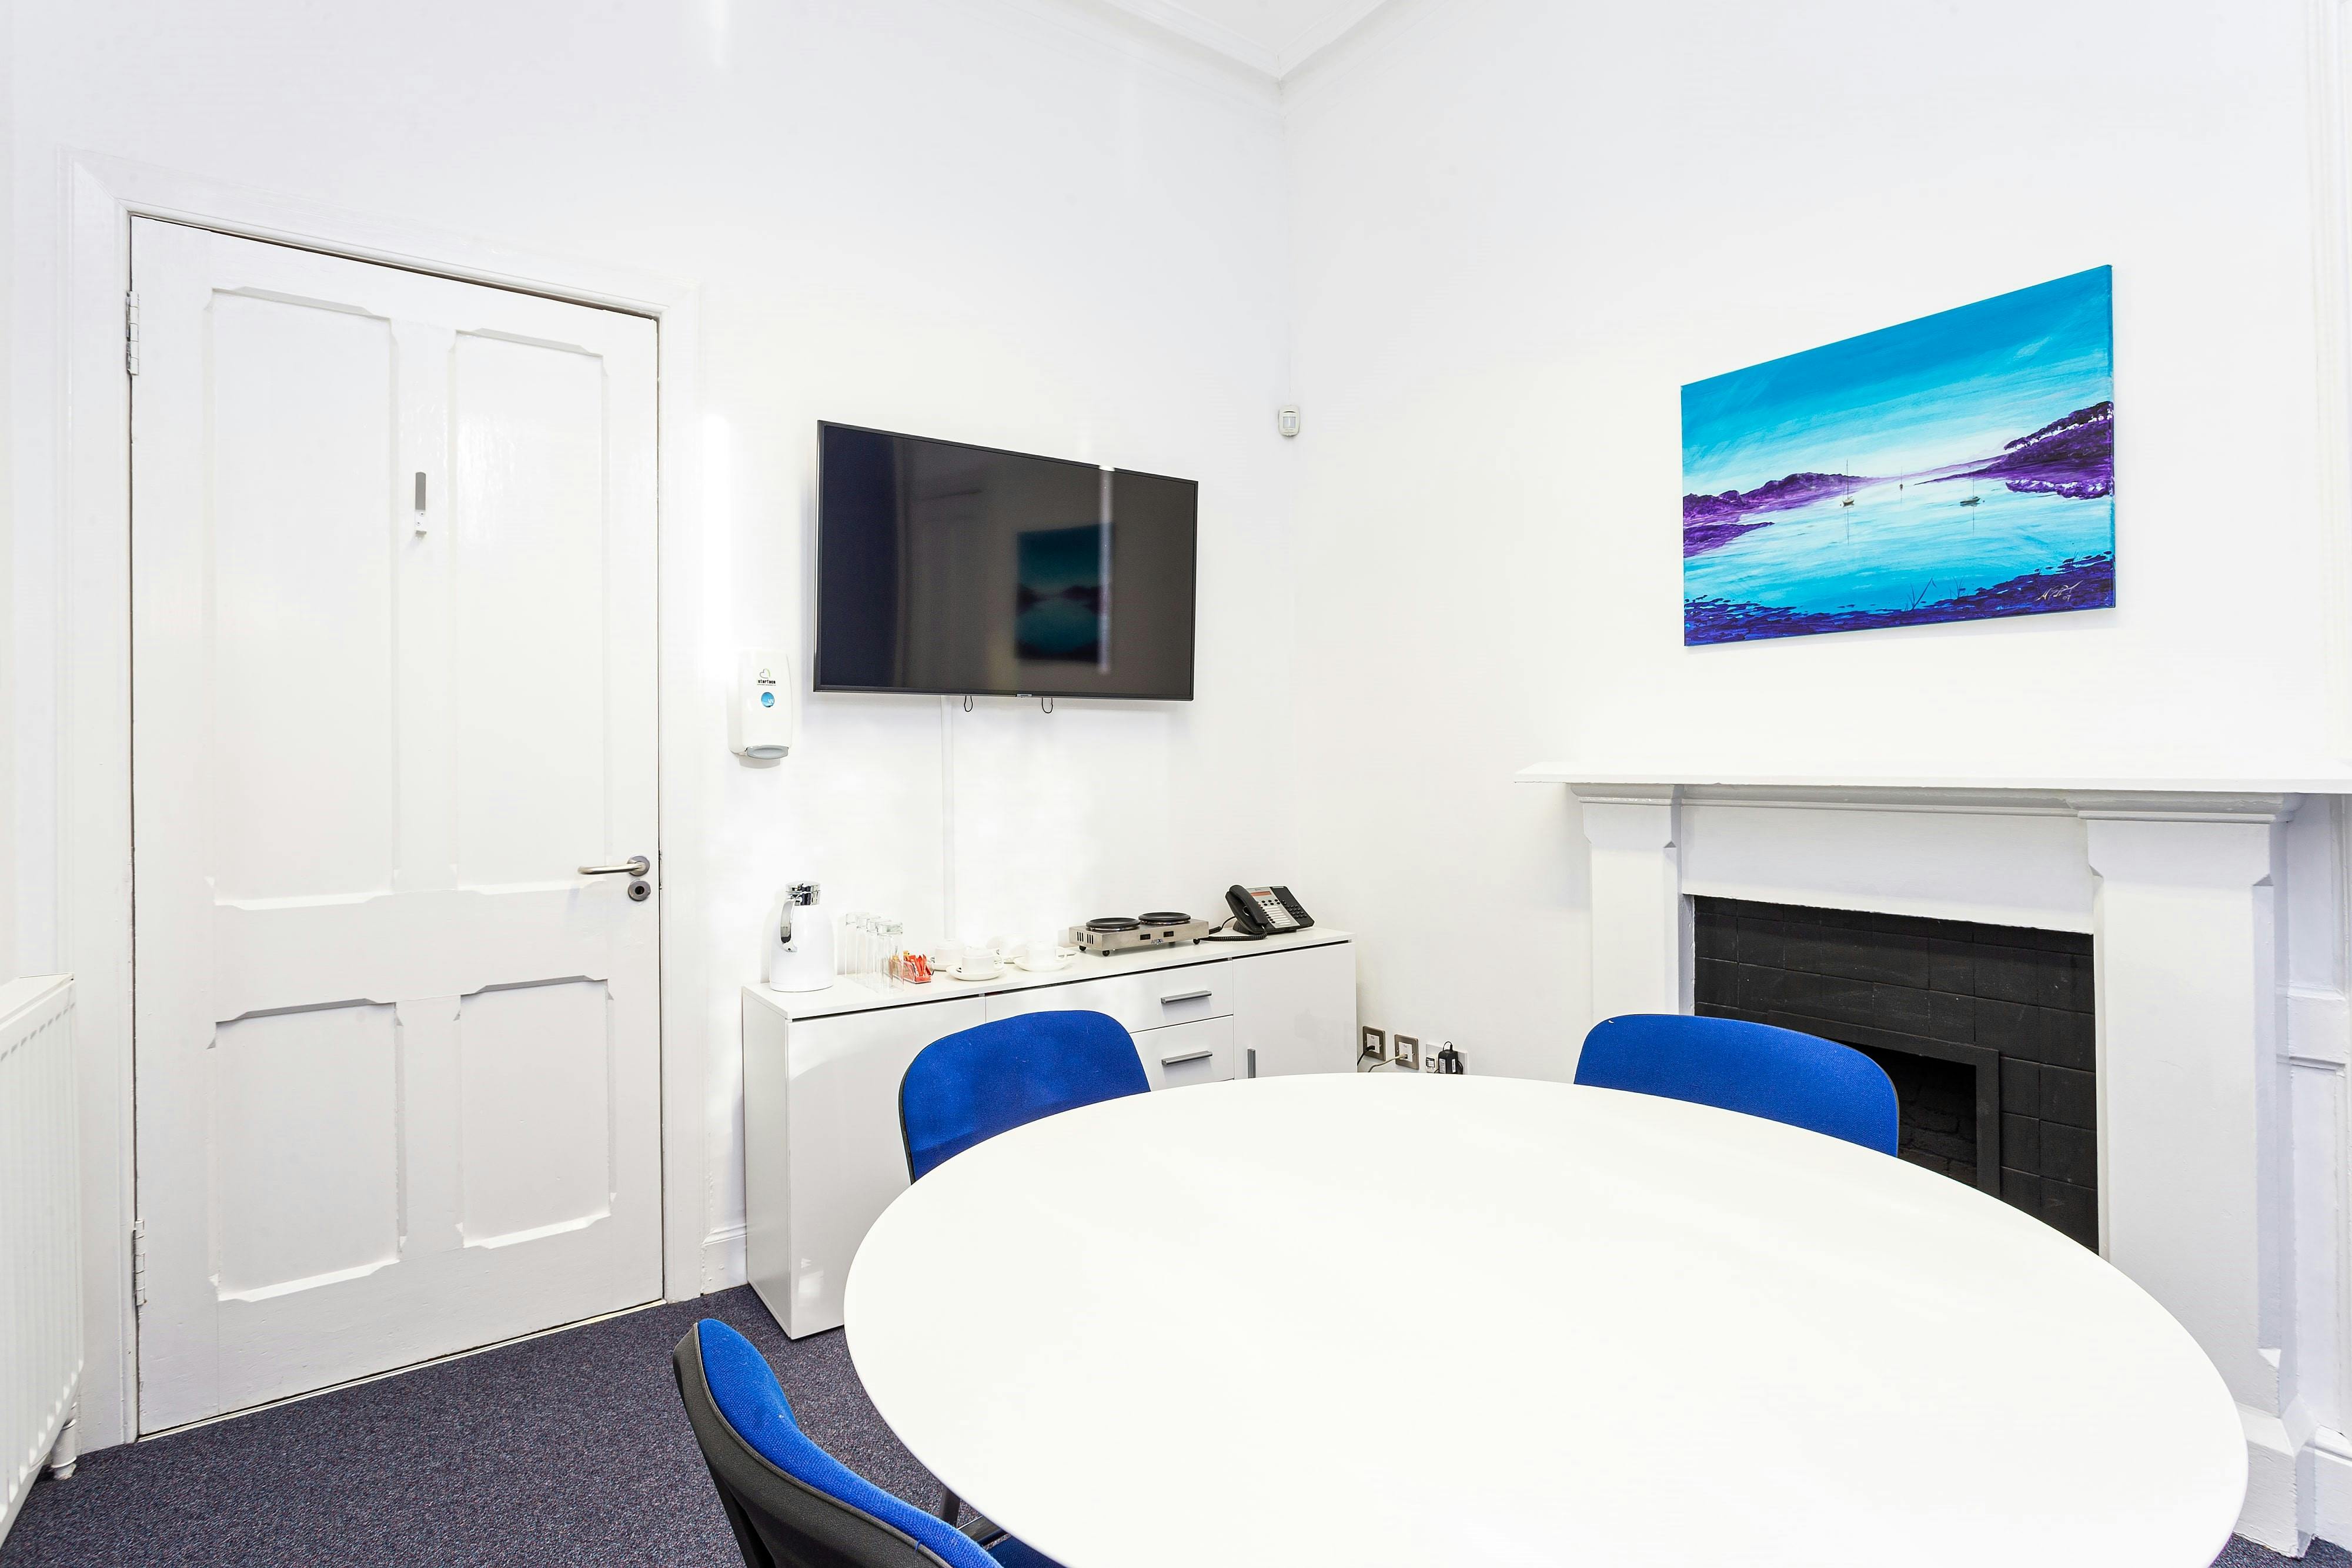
[816,423,1198,700]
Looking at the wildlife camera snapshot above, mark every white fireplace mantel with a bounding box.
[1521,768,2337,1553]
[1518,761,2352,796]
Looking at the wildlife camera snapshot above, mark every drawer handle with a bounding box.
[1160,989,1214,1006]
[1160,1049,1214,1067]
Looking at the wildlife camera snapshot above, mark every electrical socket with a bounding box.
[1422,1045,1441,1074]
[1359,1026,1388,1065]
[1393,1034,1421,1071]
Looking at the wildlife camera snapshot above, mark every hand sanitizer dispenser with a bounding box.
[769,883,833,992]
[730,648,796,760]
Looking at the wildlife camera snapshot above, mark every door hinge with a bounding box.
[124,291,140,377]
[131,1218,148,1309]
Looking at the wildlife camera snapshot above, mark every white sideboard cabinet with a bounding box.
[743,930,1356,1336]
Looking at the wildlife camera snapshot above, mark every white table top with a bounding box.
[844,1074,2244,1568]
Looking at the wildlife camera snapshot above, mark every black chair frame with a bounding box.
[671,1325,1005,1568]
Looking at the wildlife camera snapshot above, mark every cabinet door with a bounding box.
[1232,942,1357,1077]
[781,998,985,1336]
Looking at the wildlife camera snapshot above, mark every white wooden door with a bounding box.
[129,219,662,1432]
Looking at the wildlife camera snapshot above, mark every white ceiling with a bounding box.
[1100,0,1393,78]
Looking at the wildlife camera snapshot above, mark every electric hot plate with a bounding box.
[1072,911,1215,955]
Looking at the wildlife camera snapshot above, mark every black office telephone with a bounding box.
[1224,884,1314,938]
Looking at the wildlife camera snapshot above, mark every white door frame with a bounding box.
[56,152,711,1450]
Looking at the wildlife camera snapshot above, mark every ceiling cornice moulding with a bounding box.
[1098,0,1278,73]
[1093,0,1394,78]
[1269,0,1392,75]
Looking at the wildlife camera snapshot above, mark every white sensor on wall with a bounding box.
[730,648,797,759]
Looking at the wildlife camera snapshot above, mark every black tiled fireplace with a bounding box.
[1691,897,2097,1250]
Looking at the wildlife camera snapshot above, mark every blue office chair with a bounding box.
[898,1009,1150,1183]
[1574,1013,1899,1155]
[673,1319,1064,1568]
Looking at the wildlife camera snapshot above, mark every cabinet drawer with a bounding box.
[984,962,1233,1035]
[1138,1016,1235,1091]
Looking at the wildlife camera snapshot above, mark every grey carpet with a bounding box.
[0,1286,927,1567]
[2223,1543,2352,1568]
[0,1285,2335,1566]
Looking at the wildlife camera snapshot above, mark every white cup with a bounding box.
[949,943,1003,982]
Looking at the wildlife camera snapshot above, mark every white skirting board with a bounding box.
[0,977,81,1546]
[2310,1429,2352,1550]
[700,1224,748,1295]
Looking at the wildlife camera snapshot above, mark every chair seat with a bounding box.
[987,1534,1065,1568]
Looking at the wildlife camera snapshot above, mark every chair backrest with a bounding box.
[673,1319,997,1568]
[898,1009,1150,1182]
[1573,1014,1899,1155]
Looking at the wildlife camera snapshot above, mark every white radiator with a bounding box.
[0,977,79,1546]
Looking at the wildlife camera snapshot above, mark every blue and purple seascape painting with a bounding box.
[1682,266,2114,645]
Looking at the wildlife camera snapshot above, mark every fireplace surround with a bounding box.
[1528,773,2344,1552]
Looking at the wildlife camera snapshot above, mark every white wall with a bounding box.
[0,0,14,989]
[23,0,2352,1469]
[1278,0,2349,1078]
[10,0,1304,1439]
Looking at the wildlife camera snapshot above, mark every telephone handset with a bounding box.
[1225,884,1314,938]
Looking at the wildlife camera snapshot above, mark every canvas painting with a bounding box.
[1014,523,1107,663]
[1682,267,2114,645]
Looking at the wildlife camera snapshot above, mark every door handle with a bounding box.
[579,855,651,877]
[1160,1049,1214,1067]
[1160,989,1213,1006]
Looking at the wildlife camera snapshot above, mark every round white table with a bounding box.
[844,1073,2244,1567]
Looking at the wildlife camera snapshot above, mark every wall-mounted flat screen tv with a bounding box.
[816,423,1198,700]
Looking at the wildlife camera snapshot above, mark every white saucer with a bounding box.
[950,964,1003,983]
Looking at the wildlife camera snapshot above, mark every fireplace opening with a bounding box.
[1851,1045,1980,1180]
[1692,897,2097,1251]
